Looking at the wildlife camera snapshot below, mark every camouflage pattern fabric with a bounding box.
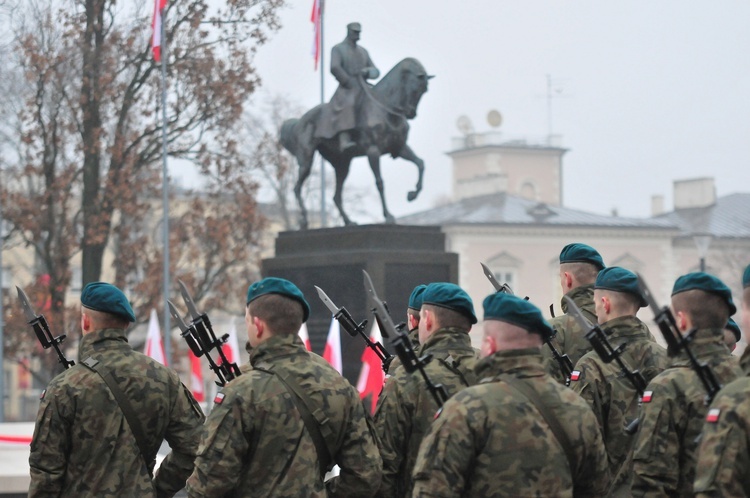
[543,284,597,383]
[385,327,419,375]
[694,376,750,497]
[569,315,669,496]
[740,344,750,376]
[186,333,382,497]
[631,329,743,497]
[373,327,478,498]
[411,348,610,498]
[29,328,205,497]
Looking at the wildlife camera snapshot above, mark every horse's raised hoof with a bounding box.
[407,190,419,202]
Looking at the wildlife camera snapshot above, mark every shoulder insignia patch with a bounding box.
[706,408,721,423]
[642,390,653,403]
[569,370,581,382]
[434,407,443,420]
[214,392,225,405]
[40,389,46,400]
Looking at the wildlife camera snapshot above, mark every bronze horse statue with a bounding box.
[280,58,433,228]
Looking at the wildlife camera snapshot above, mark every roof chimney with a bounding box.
[673,177,716,210]
[651,195,665,216]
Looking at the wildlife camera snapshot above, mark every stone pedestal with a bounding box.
[262,224,458,384]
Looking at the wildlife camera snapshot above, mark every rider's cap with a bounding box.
[671,272,736,316]
[559,243,605,270]
[247,277,311,322]
[421,282,477,324]
[408,284,427,311]
[595,267,647,307]
[81,282,136,323]
[347,22,362,32]
[483,292,553,339]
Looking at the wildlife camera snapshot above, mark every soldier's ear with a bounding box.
[481,335,496,358]
[602,296,612,315]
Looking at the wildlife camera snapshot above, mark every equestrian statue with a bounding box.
[280,22,433,229]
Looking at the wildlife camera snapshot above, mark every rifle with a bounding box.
[362,270,448,407]
[637,274,722,405]
[173,280,241,386]
[17,286,75,369]
[315,285,393,373]
[480,264,573,383]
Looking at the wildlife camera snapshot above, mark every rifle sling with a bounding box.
[81,357,155,478]
[255,365,337,476]
[501,375,577,481]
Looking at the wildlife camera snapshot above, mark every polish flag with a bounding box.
[189,350,205,402]
[220,319,242,366]
[151,0,167,62]
[323,317,342,374]
[298,322,312,351]
[144,309,167,366]
[310,0,322,70]
[356,322,385,414]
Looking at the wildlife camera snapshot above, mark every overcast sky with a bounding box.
[249,0,750,221]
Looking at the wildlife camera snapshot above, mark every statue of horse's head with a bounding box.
[397,58,433,119]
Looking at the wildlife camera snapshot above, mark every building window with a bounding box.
[486,251,522,295]
[493,269,517,293]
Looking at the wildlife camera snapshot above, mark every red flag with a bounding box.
[152,0,167,62]
[323,317,342,374]
[144,309,167,366]
[310,0,322,70]
[356,322,385,414]
[189,350,205,402]
[298,323,312,351]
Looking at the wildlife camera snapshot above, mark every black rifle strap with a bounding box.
[501,375,577,480]
[436,354,472,387]
[255,364,336,476]
[82,357,154,478]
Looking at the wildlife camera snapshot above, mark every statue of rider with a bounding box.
[316,22,380,151]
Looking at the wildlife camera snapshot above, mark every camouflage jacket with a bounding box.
[694,376,750,497]
[631,328,743,497]
[373,327,477,498]
[740,344,750,376]
[411,348,610,498]
[186,333,382,498]
[543,284,597,383]
[385,327,419,375]
[570,315,669,497]
[29,328,205,498]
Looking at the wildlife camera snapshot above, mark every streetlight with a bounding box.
[692,233,713,273]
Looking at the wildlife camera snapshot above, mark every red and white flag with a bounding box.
[356,322,385,414]
[151,0,168,62]
[144,308,167,366]
[310,0,322,70]
[220,319,242,366]
[323,317,342,374]
[189,350,205,402]
[298,322,312,351]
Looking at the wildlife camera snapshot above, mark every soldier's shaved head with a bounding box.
[671,289,730,330]
[247,293,304,336]
[560,262,600,286]
[482,319,543,358]
[594,289,641,325]
[81,307,129,333]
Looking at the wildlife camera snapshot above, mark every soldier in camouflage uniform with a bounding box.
[569,267,669,496]
[631,272,743,497]
[386,284,426,374]
[186,277,381,497]
[723,317,741,352]
[411,292,610,497]
[29,282,205,497]
[542,243,605,383]
[373,282,478,498]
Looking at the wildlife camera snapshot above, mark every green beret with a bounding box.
[671,272,736,316]
[595,267,647,307]
[422,282,477,324]
[725,318,741,343]
[483,293,553,339]
[246,277,310,322]
[744,264,750,289]
[80,282,136,323]
[559,243,605,270]
[408,284,427,311]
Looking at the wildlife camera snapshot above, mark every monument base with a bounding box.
[262,224,458,384]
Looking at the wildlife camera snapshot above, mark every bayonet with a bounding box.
[17,286,74,369]
[480,262,515,295]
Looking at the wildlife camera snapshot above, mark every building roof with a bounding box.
[398,192,677,230]
[652,193,750,239]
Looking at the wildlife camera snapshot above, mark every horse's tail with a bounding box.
[279,118,299,156]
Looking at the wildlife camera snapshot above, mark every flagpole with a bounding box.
[319,0,326,228]
[160,6,172,366]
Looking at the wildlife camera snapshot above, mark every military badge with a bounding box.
[706,408,721,423]
[214,392,225,405]
[570,370,581,381]
[642,390,653,403]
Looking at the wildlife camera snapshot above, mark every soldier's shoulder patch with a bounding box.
[214,392,226,405]
[570,370,581,382]
[706,408,721,423]
[642,390,653,403]
[40,389,46,400]
[434,407,443,420]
